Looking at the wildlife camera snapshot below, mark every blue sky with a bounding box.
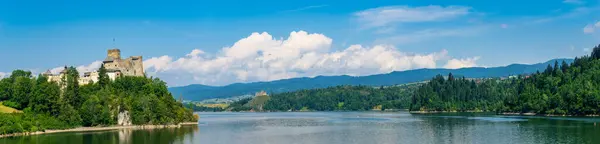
[1,0,600,86]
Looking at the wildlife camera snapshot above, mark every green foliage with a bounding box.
[228,97,253,111]
[30,75,61,115]
[410,74,516,112]
[80,95,112,126]
[64,67,82,108]
[0,67,196,135]
[0,79,12,101]
[0,111,72,135]
[411,44,600,115]
[2,101,19,109]
[185,104,225,112]
[256,84,417,112]
[98,64,110,88]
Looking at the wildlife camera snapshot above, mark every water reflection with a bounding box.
[0,126,198,144]
[2,112,600,144]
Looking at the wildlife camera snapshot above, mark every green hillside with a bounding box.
[245,95,270,111]
[411,44,600,116]
[0,101,21,113]
[171,58,573,101]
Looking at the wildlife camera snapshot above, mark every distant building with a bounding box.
[255,91,268,96]
[45,48,144,85]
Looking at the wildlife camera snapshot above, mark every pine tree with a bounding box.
[591,44,600,59]
[64,67,82,108]
[561,61,569,72]
[98,64,110,88]
[544,64,553,75]
[553,60,559,75]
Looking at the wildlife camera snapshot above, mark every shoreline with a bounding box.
[409,111,600,117]
[0,122,198,138]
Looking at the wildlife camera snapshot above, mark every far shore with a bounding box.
[409,111,600,117]
[0,122,198,138]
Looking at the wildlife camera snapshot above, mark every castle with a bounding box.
[43,49,144,85]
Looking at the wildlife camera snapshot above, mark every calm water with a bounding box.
[2,112,600,144]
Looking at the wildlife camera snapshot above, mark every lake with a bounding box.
[2,112,600,144]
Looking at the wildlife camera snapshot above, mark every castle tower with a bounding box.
[107,49,121,60]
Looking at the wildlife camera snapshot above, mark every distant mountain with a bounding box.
[169,58,573,101]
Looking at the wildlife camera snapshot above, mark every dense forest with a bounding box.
[411,44,600,116]
[259,84,419,111]
[185,104,225,112]
[0,64,196,135]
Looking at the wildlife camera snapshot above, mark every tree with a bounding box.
[64,67,82,108]
[11,76,33,109]
[10,70,32,82]
[98,64,110,88]
[544,64,553,75]
[0,78,12,101]
[591,44,600,59]
[553,60,559,75]
[0,66,197,135]
[80,95,111,126]
[561,61,569,72]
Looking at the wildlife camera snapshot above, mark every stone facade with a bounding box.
[45,48,144,85]
[103,49,145,77]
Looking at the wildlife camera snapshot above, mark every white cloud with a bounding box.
[563,0,584,4]
[584,24,595,33]
[144,31,478,86]
[584,47,591,52]
[444,57,481,69]
[0,72,6,79]
[374,26,486,44]
[500,24,509,29]
[76,61,102,73]
[354,5,471,27]
[530,7,596,24]
[583,21,600,34]
[48,61,103,75]
[281,5,328,13]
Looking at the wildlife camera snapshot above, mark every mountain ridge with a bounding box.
[170,58,573,101]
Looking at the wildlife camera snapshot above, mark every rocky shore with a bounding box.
[0,122,198,138]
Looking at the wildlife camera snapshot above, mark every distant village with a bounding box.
[42,49,145,85]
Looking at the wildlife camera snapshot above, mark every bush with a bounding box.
[2,101,20,109]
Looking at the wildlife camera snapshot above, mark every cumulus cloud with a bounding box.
[444,57,481,69]
[144,31,478,86]
[48,61,103,75]
[583,21,600,34]
[354,5,471,27]
[0,72,6,79]
[584,24,595,33]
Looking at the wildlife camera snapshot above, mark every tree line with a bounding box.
[411,44,600,116]
[0,64,196,135]
[258,84,418,111]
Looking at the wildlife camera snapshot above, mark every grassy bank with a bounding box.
[0,102,21,113]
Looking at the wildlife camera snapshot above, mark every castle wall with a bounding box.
[108,49,121,60]
[103,49,145,77]
[46,49,144,86]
